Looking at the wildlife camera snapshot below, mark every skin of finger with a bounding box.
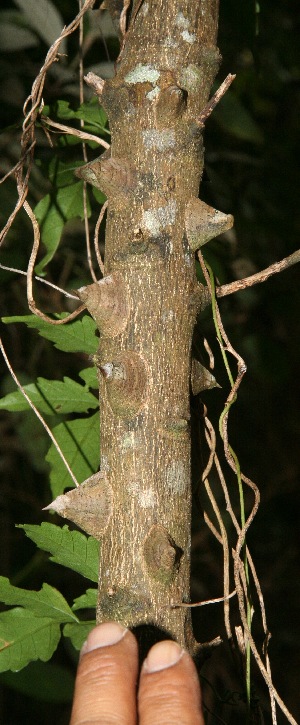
[70,628,138,725]
[138,650,205,725]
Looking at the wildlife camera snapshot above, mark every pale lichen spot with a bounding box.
[181,30,196,44]
[163,37,179,49]
[179,65,202,93]
[184,252,193,266]
[128,481,156,508]
[166,461,187,494]
[143,200,176,235]
[127,103,136,117]
[175,11,190,29]
[146,86,160,101]
[141,1,149,15]
[128,480,140,496]
[101,456,110,472]
[125,64,160,85]
[121,432,136,450]
[162,308,175,323]
[142,129,175,151]
[139,488,156,508]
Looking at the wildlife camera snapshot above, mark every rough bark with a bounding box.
[53,0,234,653]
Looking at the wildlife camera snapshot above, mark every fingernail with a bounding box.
[143,640,183,673]
[81,622,127,656]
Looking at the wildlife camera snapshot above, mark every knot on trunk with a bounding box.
[98,350,149,419]
[143,524,183,585]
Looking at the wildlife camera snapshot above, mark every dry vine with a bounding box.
[0,0,104,326]
[196,250,297,724]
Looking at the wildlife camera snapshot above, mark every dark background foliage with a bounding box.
[0,0,299,722]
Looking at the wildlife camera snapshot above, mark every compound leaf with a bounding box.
[72,589,97,611]
[63,621,95,651]
[46,412,100,497]
[0,376,98,415]
[2,314,99,354]
[18,523,99,583]
[0,578,77,623]
[0,608,61,672]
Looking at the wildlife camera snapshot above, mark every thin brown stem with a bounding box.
[120,0,131,37]
[94,201,107,276]
[79,1,98,284]
[217,249,300,298]
[197,74,236,126]
[234,557,297,724]
[0,338,79,487]
[84,72,105,97]
[20,193,85,325]
[203,512,223,545]
[41,117,110,149]
[203,337,215,369]
[171,590,236,609]
[0,264,78,300]
[203,418,232,640]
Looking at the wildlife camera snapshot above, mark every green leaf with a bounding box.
[57,133,93,148]
[0,608,61,672]
[16,409,50,473]
[212,90,263,144]
[48,158,86,188]
[53,100,77,120]
[64,621,96,651]
[14,0,66,53]
[0,578,77,623]
[93,187,107,205]
[0,661,74,703]
[0,376,98,415]
[54,99,108,133]
[0,22,39,51]
[55,183,89,220]
[2,314,99,354]
[33,194,63,271]
[34,182,90,273]
[18,523,100,583]
[78,366,98,389]
[46,412,100,497]
[76,101,108,132]
[72,589,97,611]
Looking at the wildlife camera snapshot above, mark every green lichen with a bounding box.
[179,65,202,93]
[125,64,160,85]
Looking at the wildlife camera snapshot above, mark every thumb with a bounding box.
[70,622,138,725]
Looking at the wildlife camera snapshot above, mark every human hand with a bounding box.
[70,621,205,724]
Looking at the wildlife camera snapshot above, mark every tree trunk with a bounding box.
[73,0,232,653]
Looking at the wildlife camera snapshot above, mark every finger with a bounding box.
[138,640,204,725]
[70,622,138,725]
